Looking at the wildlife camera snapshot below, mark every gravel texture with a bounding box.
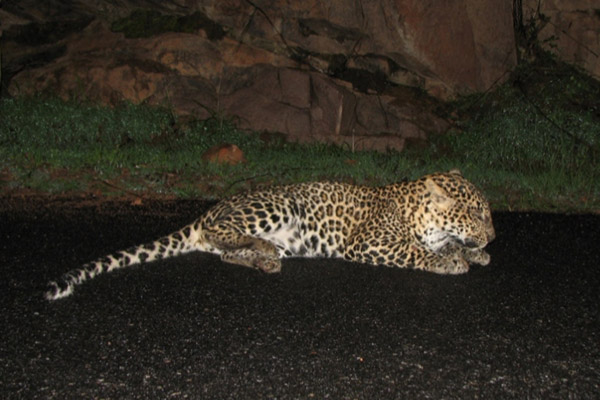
[1,198,599,399]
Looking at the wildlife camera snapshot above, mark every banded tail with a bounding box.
[45,222,202,300]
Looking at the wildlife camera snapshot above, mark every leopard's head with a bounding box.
[414,169,495,252]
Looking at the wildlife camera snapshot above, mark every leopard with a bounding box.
[45,169,495,300]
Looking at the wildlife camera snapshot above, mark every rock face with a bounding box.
[522,0,600,80]
[1,0,518,151]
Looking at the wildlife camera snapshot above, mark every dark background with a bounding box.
[1,199,599,399]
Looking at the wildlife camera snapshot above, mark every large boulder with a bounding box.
[1,0,517,151]
[522,0,600,80]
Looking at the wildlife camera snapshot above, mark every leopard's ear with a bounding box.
[424,178,456,211]
[448,169,462,176]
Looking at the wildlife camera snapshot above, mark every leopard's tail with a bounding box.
[45,221,205,301]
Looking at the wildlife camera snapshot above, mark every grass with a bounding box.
[1,55,599,212]
[441,54,599,211]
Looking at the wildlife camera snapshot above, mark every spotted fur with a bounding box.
[45,169,495,300]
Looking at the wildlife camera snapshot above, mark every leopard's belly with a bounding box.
[254,220,346,259]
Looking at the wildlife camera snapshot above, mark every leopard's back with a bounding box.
[204,182,376,258]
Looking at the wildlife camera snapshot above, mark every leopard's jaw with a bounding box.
[422,230,453,253]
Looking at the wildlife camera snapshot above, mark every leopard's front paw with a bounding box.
[428,254,469,274]
[447,255,469,274]
[463,248,491,266]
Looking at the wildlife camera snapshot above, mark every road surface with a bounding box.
[1,198,599,399]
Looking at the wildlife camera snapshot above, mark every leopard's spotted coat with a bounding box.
[45,169,495,300]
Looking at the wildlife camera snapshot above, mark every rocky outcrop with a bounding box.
[1,0,518,151]
[522,0,600,80]
[202,143,246,165]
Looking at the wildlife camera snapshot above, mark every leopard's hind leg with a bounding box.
[203,226,282,273]
[221,248,281,273]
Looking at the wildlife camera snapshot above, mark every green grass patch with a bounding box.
[1,55,599,212]
[436,55,599,211]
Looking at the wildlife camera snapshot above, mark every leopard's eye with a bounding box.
[470,207,484,221]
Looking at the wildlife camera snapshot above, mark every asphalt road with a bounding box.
[1,198,599,399]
